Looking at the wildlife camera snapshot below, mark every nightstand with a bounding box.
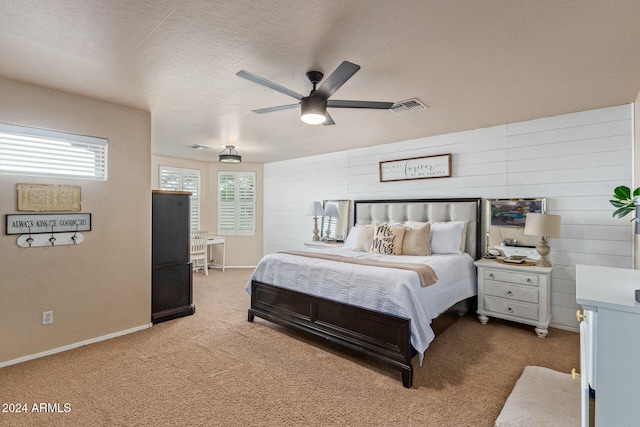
[303,241,344,249]
[474,258,552,337]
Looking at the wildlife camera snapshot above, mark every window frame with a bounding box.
[0,122,108,180]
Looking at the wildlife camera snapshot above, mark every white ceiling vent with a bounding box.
[187,144,211,150]
[390,98,428,115]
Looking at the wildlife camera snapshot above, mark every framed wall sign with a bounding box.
[6,213,91,235]
[17,183,81,211]
[379,153,452,182]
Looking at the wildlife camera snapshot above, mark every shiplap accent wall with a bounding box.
[263,104,633,330]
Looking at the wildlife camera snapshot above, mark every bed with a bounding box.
[247,198,481,387]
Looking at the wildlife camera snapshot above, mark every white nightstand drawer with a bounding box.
[483,269,538,287]
[484,281,539,304]
[484,296,539,321]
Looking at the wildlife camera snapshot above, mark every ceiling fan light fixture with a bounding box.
[219,145,242,163]
[300,97,327,125]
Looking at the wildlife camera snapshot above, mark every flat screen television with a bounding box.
[489,198,545,227]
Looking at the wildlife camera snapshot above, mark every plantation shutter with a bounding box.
[218,171,256,235]
[159,166,200,230]
[181,169,200,230]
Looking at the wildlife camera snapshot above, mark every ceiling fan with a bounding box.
[236,61,393,126]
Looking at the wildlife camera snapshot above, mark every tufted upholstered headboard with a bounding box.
[353,198,482,260]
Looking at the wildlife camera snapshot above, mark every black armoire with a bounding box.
[152,190,195,324]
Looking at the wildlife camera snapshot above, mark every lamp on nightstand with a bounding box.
[524,213,561,267]
[306,201,325,241]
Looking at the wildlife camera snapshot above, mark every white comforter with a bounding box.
[246,248,477,362]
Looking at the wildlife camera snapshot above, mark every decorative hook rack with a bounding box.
[17,232,84,248]
[6,213,91,248]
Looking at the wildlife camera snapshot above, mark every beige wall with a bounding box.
[152,155,264,267]
[0,78,151,364]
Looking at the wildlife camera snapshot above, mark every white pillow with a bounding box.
[343,226,361,250]
[353,224,376,252]
[430,221,467,254]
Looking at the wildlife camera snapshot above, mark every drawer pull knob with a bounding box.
[489,273,495,279]
[507,290,513,296]
[526,278,532,283]
[571,368,581,379]
[576,310,586,322]
[507,307,513,313]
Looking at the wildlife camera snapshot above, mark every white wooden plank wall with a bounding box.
[263,104,633,331]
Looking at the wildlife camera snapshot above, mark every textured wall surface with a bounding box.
[263,104,633,330]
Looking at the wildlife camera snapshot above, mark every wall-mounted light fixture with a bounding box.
[219,145,242,163]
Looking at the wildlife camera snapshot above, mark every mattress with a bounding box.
[247,247,477,361]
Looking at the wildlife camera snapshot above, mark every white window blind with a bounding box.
[218,171,255,235]
[159,166,201,230]
[0,123,107,180]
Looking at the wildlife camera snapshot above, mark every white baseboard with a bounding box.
[224,265,257,269]
[0,323,152,368]
[550,322,579,333]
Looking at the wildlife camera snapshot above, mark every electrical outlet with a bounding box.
[42,311,53,325]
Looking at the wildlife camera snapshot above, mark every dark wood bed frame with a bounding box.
[248,198,481,388]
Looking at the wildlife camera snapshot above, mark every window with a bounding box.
[159,166,201,230]
[0,123,107,180]
[218,171,255,235]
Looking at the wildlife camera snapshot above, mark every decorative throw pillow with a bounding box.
[353,224,376,252]
[369,224,407,255]
[402,222,431,256]
[430,221,467,254]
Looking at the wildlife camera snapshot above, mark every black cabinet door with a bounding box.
[152,192,190,265]
[151,191,194,324]
[152,263,193,315]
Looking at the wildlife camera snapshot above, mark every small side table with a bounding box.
[207,236,225,271]
[475,258,553,337]
[303,241,344,249]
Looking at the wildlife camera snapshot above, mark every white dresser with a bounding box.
[475,258,552,337]
[576,264,640,426]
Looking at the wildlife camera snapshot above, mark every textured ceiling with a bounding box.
[1,0,640,163]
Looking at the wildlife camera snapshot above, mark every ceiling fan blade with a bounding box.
[313,61,360,100]
[252,103,300,114]
[237,70,304,100]
[328,100,393,109]
[323,111,335,126]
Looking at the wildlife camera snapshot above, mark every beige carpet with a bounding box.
[0,268,579,426]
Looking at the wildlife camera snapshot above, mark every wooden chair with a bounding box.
[190,230,208,276]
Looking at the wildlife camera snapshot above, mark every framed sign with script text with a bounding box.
[379,153,452,182]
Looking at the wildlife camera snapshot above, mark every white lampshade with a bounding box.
[524,213,561,238]
[306,201,324,217]
[324,203,340,219]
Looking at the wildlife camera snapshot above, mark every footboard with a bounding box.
[248,280,413,387]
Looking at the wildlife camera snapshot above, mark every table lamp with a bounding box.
[306,202,325,241]
[524,213,561,267]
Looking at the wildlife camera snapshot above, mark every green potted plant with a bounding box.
[610,186,640,218]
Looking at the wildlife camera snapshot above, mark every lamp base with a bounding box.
[312,217,320,241]
[535,257,553,267]
[535,237,552,267]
